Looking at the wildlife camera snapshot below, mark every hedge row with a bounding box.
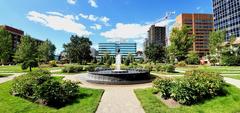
[153,70,225,105]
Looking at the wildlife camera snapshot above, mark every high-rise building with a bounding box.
[175,13,214,56]
[212,0,240,40]
[98,43,136,57]
[145,25,166,47]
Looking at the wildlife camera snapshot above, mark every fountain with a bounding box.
[87,47,150,85]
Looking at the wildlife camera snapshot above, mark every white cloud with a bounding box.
[88,15,98,21]
[99,16,110,26]
[101,23,149,42]
[79,13,88,19]
[88,0,98,8]
[46,12,64,16]
[79,13,110,26]
[90,24,102,30]
[27,11,91,36]
[67,0,77,5]
[100,19,175,42]
[100,17,176,49]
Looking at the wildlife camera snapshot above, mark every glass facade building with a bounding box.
[98,43,137,57]
[212,0,240,40]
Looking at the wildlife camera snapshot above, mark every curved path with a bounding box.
[62,73,152,113]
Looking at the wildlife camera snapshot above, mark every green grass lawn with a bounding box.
[224,75,240,80]
[0,81,104,113]
[0,74,13,77]
[0,65,63,73]
[176,65,240,75]
[135,85,240,113]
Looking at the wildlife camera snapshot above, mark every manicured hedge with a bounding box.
[11,70,80,108]
[153,70,225,105]
[62,65,84,73]
[154,64,175,73]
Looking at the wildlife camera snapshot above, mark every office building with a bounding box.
[145,25,166,47]
[98,43,137,57]
[175,13,214,56]
[212,0,240,40]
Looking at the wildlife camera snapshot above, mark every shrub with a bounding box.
[85,65,97,72]
[11,70,51,98]
[153,70,225,105]
[176,61,187,67]
[221,55,240,66]
[163,64,175,73]
[124,59,130,66]
[186,51,199,65]
[153,78,175,99]
[171,70,225,105]
[49,60,57,67]
[155,64,162,72]
[62,65,84,73]
[144,64,153,72]
[11,70,79,108]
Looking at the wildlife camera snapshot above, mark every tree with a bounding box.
[168,25,194,61]
[144,44,166,63]
[209,30,225,54]
[186,51,199,65]
[103,52,110,63]
[38,39,56,63]
[0,29,12,65]
[63,35,92,64]
[14,35,38,71]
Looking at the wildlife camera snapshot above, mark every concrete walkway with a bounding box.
[62,73,151,113]
[224,77,240,88]
[0,73,23,84]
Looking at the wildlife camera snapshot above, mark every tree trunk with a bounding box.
[30,66,32,72]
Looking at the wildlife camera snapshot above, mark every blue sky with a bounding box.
[0,0,213,54]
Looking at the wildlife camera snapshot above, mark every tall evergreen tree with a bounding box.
[14,35,38,71]
[0,29,12,65]
[63,35,92,64]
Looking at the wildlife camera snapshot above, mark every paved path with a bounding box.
[0,73,23,84]
[224,77,240,88]
[62,73,151,113]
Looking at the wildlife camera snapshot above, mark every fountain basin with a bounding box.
[87,69,151,85]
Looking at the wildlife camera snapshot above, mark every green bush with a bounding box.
[11,70,51,98]
[144,64,153,72]
[62,65,84,73]
[153,78,175,99]
[221,55,240,66]
[176,61,187,67]
[49,60,57,67]
[171,70,225,105]
[186,51,199,65]
[85,65,97,72]
[153,70,225,105]
[163,64,175,73]
[155,64,162,72]
[124,59,130,66]
[11,70,79,107]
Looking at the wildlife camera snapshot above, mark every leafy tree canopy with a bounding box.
[0,29,12,64]
[63,35,92,64]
